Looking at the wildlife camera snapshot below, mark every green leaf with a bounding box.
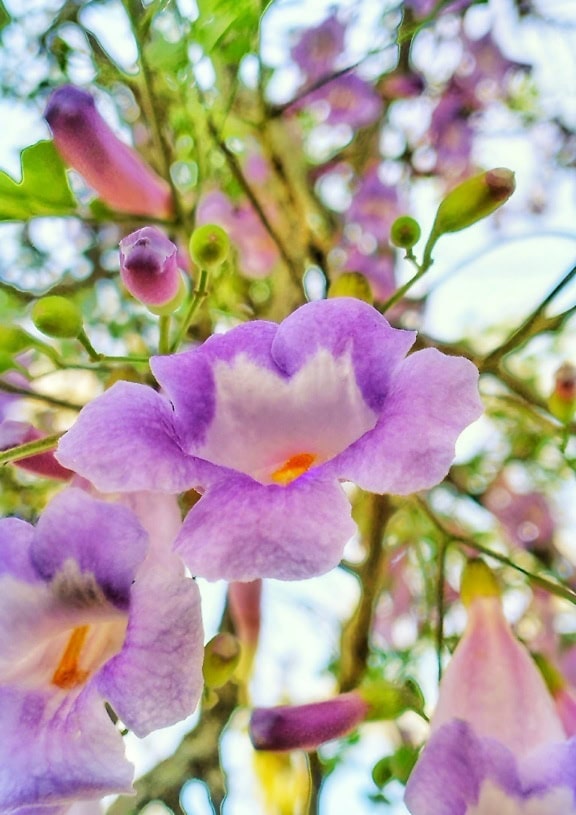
[194,0,273,62]
[0,141,76,221]
[0,1,11,32]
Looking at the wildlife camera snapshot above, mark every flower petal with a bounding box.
[97,555,204,737]
[0,517,38,583]
[56,382,207,493]
[32,489,148,609]
[0,686,133,811]
[332,348,482,493]
[176,472,355,581]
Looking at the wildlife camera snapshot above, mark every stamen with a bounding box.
[271,452,316,485]
[52,625,90,689]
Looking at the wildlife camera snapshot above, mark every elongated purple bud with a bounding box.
[119,226,182,308]
[45,85,173,219]
[250,691,369,752]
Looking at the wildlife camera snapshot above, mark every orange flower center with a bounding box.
[52,625,90,690]
[271,452,316,485]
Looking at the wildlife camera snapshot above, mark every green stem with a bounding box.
[170,269,209,352]
[0,382,83,411]
[0,432,64,466]
[435,538,448,682]
[158,315,171,355]
[77,329,102,362]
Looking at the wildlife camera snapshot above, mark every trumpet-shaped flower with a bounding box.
[119,226,182,308]
[45,86,173,219]
[57,298,482,582]
[405,561,576,815]
[0,488,203,812]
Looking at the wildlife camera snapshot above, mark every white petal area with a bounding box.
[0,572,127,691]
[194,348,378,483]
[467,781,576,815]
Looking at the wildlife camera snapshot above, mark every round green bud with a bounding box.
[390,216,421,248]
[202,633,241,689]
[0,324,33,354]
[31,296,83,340]
[189,224,230,269]
[328,272,373,304]
[460,558,501,607]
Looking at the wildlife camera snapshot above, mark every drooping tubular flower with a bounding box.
[405,560,576,815]
[56,298,482,582]
[44,85,173,219]
[0,488,203,811]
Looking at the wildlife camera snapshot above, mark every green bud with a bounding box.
[31,296,83,340]
[390,216,421,248]
[147,275,187,316]
[460,558,501,607]
[431,168,515,237]
[548,362,576,424]
[202,633,241,689]
[189,224,230,269]
[328,272,373,304]
[0,325,34,354]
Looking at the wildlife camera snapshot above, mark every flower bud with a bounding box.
[0,420,73,480]
[189,224,230,269]
[460,558,501,607]
[44,85,173,219]
[202,633,241,689]
[228,580,261,681]
[430,168,515,237]
[0,325,34,355]
[250,691,369,752]
[119,226,184,309]
[328,272,373,304]
[31,296,83,340]
[548,362,576,424]
[390,216,421,248]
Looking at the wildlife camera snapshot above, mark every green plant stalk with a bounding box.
[0,432,64,466]
[170,268,209,352]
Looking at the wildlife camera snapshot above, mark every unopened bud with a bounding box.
[250,691,369,752]
[202,633,241,688]
[44,85,173,219]
[0,325,34,354]
[31,296,83,339]
[189,224,230,269]
[359,678,425,721]
[460,558,501,607]
[431,168,515,238]
[548,362,576,424]
[0,420,73,480]
[328,272,373,304]
[390,216,421,248]
[119,226,184,310]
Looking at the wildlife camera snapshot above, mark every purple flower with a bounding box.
[482,475,555,555]
[0,488,203,811]
[290,13,346,83]
[44,86,173,219]
[250,692,369,751]
[56,298,482,582]
[346,167,401,242]
[197,191,279,278]
[295,74,383,129]
[119,226,182,308]
[429,87,477,179]
[405,560,576,815]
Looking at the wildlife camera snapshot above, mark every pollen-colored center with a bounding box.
[270,452,316,485]
[52,625,90,690]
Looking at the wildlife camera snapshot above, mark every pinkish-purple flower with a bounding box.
[293,73,383,129]
[0,488,203,811]
[119,226,182,308]
[45,86,173,219]
[56,298,482,582]
[290,13,346,83]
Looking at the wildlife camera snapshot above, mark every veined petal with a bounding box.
[176,472,355,581]
[56,382,210,493]
[0,686,133,811]
[97,554,204,737]
[331,348,482,494]
[431,596,565,755]
[0,518,38,583]
[32,489,148,609]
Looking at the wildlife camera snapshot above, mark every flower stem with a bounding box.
[170,268,209,352]
[0,432,64,466]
